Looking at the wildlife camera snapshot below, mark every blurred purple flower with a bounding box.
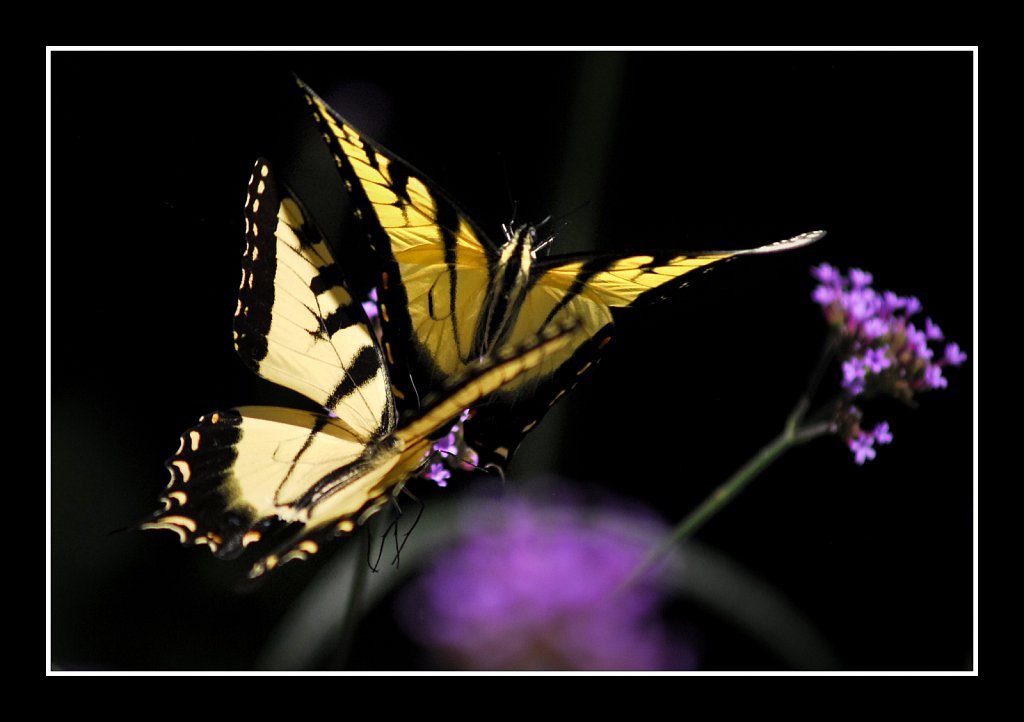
[925,364,948,390]
[925,318,944,340]
[397,495,692,670]
[873,422,893,445]
[841,358,866,395]
[849,268,873,289]
[944,342,968,366]
[811,264,966,464]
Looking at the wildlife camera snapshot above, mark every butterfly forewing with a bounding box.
[235,159,394,439]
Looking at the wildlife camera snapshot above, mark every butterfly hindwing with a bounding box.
[142,406,399,569]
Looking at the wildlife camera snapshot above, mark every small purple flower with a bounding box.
[424,462,451,488]
[849,433,876,465]
[842,358,866,395]
[862,317,890,340]
[842,288,878,324]
[863,346,892,374]
[849,268,873,289]
[882,291,904,314]
[925,364,948,389]
[944,342,968,366]
[909,323,933,360]
[397,494,692,670]
[872,422,893,445]
[925,318,944,340]
[812,284,839,305]
[812,262,843,285]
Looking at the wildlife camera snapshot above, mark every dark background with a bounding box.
[50,50,974,671]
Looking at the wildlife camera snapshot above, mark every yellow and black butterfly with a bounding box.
[297,78,824,469]
[142,159,581,577]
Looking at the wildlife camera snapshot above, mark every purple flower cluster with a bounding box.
[397,494,691,670]
[812,264,966,464]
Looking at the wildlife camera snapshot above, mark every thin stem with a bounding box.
[619,336,840,591]
[621,418,832,591]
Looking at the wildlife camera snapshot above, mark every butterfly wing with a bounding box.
[235,159,394,439]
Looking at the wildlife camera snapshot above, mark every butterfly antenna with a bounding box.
[540,201,592,255]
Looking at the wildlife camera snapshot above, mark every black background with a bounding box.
[50,50,974,671]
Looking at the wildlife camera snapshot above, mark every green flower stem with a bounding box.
[622,417,831,590]
[622,340,842,589]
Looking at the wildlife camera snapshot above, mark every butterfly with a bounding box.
[142,159,581,577]
[296,78,825,469]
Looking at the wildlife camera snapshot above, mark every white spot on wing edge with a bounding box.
[170,460,191,483]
